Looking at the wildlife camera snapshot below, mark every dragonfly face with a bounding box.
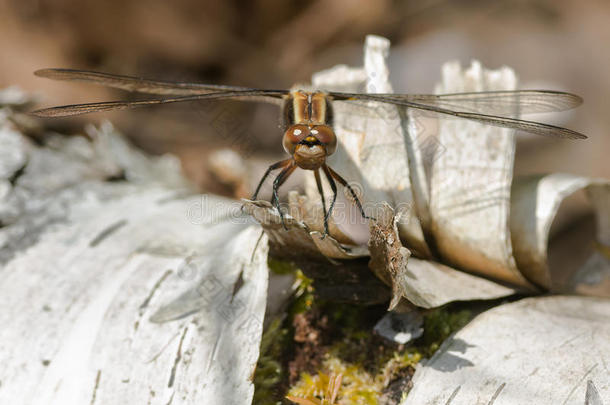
[283,90,337,170]
[30,68,587,239]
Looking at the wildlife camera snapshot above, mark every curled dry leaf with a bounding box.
[368,203,520,309]
[241,196,390,305]
[368,201,412,310]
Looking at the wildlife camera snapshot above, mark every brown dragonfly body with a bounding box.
[254,89,368,234]
[31,68,587,238]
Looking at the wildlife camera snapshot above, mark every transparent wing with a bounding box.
[331,91,586,139]
[35,68,289,99]
[31,91,285,117]
[333,90,582,115]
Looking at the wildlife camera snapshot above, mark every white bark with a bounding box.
[403,296,610,405]
[0,117,269,405]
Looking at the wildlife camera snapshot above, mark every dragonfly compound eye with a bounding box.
[282,125,309,154]
[311,125,337,155]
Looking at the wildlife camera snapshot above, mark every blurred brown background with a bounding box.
[1,0,609,196]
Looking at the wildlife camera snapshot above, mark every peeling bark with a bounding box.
[0,115,268,405]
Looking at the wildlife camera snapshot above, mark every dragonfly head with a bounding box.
[283,124,337,170]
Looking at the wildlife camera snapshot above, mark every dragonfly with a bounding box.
[31,68,587,238]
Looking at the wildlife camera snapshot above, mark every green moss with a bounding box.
[253,317,291,405]
[289,270,315,316]
[268,258,298,275]
[254,264,316,404]
[288,356,380,405]
[419,307,472,356]
[287,348,423,405]
[376,349,421,385]
[258,258,474,404]
[288,305,472,403]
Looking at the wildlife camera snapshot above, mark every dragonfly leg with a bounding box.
[326,165,374,220]
[321,164,338,239]
[314,169,328,234]
[251,158,292,201]
[271,162,296,230]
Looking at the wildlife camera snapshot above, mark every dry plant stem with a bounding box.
[286,373,343,405]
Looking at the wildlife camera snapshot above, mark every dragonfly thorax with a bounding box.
[284,90,333,126]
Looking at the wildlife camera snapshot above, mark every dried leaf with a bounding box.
[242,197,390,305]
[368,203,519,309]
